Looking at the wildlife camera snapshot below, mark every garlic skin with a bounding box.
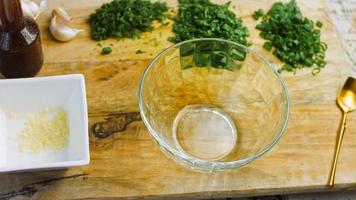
[21,0,47,20]
[53,7,72,23]
[49,8,82,42]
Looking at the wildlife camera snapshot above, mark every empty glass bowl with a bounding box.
[138,38,289,171]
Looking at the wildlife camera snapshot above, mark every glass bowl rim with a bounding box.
[138,38,290,170]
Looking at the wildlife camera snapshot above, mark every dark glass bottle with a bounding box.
[0,0,43,78]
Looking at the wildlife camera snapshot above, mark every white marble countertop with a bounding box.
[328,0,356,75]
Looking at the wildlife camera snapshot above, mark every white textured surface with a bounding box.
[328,0,356,76]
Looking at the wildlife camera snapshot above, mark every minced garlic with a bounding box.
[18,108,69,154]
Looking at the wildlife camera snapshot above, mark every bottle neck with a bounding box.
[0,0,24,32]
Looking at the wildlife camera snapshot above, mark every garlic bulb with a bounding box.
[49,8,82,42]
[21,0,47,20]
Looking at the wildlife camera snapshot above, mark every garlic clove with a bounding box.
[34,0,47,20]
[21,0,38,19]
[50,13,82,42]
[52,7,72,24]
[21,0,47,20]
[39,0,47,11]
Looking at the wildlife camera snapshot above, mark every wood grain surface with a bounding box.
[0,0,355,199]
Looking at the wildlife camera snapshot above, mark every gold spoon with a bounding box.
[328,77,356,187]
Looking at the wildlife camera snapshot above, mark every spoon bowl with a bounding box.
[337,78,356,112]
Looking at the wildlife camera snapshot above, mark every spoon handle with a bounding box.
[328,111,348,187]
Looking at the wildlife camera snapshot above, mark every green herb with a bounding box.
[169,0,249,71]
[169,0,250,46]
[255,0,327,74]
[101,47,112,55]
[89,0,168,41]
[252,9,264,20]
[136,50,145,54]
[178,40,246,71]
[263,41,273,51]
[316,20,323,28]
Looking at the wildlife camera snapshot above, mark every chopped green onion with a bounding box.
[101,47,112,55]
[255,0,328,74]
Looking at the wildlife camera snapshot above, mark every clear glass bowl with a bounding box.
[138,38,290,171]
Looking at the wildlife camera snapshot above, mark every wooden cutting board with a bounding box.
[0,0,355,199]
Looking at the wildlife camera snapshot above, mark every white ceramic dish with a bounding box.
[0,74,89,172]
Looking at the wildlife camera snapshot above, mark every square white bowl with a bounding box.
[0,74,89,172]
